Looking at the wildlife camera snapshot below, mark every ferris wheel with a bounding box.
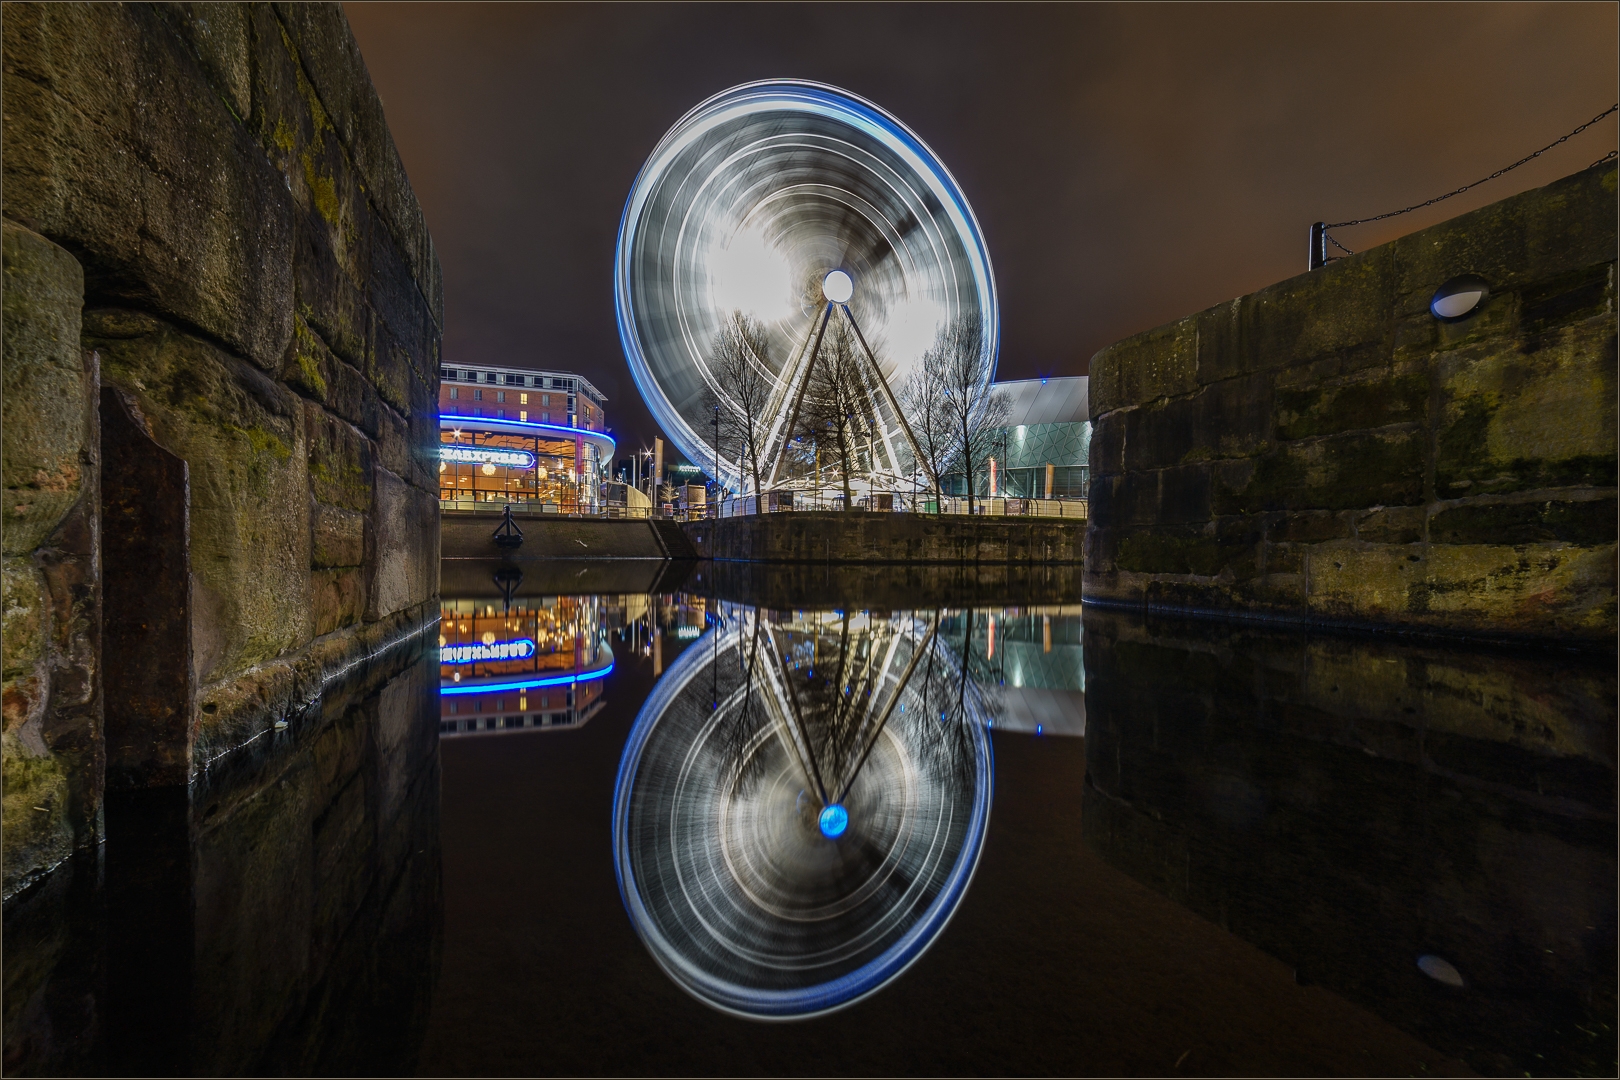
[614,80,999,494]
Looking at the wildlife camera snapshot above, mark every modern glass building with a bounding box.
[438,364,615,511]
[942,376,1090,498]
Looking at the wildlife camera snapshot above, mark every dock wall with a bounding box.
[1084,162,1616,643]
[3,3,441,896]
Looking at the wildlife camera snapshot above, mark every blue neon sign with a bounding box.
[440,638,537,664]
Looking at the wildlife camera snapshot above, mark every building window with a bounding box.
[519,411,528,422]
[496,391,506,403]
[520,393,528,405]
[474,389,483,401]
[449,387,458,400]
[541,394,550,406]
[440,367,454,380]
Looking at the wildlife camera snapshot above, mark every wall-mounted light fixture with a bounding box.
[1430,275,1490,320]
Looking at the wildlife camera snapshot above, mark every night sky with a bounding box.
[344,2,1617,454]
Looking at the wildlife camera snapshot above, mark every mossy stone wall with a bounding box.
[2,2,441,898]
[1085,163,1617,642]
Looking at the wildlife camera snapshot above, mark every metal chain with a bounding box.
[1325,104,1618,229]
[1592,149,1618,169]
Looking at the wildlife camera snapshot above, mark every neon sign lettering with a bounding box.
[440,445,537,469]
[441,638,537,664]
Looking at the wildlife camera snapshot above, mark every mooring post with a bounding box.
[1308,222,1327,271]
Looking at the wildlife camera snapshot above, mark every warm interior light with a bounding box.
[822,269,853,304]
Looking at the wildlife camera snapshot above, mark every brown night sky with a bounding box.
[343,1,1617,453]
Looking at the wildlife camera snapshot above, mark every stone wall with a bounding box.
[3,3,441,898]
[1084,163,1616,643]
[684,512,1085,564]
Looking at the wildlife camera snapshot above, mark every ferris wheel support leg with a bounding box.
[835,616,940,806]
[839,304,938,495]
[767,302,834,490]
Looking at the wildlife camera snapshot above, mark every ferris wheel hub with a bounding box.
[821,269,854,304]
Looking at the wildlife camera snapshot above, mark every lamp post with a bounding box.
[713,403,720,516]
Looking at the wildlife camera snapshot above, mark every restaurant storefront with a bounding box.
[439,416,615,512]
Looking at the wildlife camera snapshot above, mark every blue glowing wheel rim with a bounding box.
[612,610,993,1020]
[614,80,999,492]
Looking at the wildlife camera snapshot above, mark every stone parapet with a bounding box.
[2,3,441,897]
[1085,162,1617,643]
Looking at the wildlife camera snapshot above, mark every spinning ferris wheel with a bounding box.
[614,80,999,494]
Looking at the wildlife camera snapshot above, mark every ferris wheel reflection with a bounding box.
[613,603,994,1019]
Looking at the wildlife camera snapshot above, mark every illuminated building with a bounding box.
[941,376,1091,499]
[438,596,612,736]
[438,364,615,510]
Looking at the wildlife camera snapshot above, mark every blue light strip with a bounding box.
[439,659,614,696]
[439,413,617,452]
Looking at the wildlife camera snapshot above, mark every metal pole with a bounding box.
[1309,222,1327,271]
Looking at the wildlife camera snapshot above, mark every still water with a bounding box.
[4,564,1614,1076]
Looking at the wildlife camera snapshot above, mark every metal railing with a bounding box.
[440,493,1088,522]
[711,492,1087,520]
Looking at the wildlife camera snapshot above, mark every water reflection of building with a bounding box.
[946,606,1086,737]
[438,596,613,736]
[438,364,615,511]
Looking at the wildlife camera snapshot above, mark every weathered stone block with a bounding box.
[269,1,443,329]
[156,3,252,122]
[1157,463,1213,525]
[3,222,86,556]
[87,313,313,684]
[1435,317,1617,497]
[312,567,366,637]
[1217,427,1425,514]
[367,468,437,621]
[312,503,365,568]
[304,401,373,514]
[1306,541,1616,636]
[1356,505,1424,545]
[282,316,382,440]
[1092,318,1196,414]
[1274,365,1428,442]
[1242,245,1394,374]
[1088,412,1124,476]
[2,3,294,369]
[293,206,372,372]
[1273,510,1351,544]
[1429,496,1616,547]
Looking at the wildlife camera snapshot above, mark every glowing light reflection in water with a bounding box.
[613,605,993,1018]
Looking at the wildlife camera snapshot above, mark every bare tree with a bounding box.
[698,311,776,497]
[900,350,955,512]
[928,315,1008,514]
[798,319,871,510]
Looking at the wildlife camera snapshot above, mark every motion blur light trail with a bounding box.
[613,605,993,1019]
[614,80,998,492]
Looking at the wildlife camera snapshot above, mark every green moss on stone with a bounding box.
[1275,370,1428,441]
[1431,498,1617,547]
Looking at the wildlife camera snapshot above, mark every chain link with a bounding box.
[1325,104,1617,230]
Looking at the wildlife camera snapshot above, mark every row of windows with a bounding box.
[447,387,570,407]
[440,714,573,733]
[440,368,580,393]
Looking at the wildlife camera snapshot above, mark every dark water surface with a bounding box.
[4,565,1613,1076]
